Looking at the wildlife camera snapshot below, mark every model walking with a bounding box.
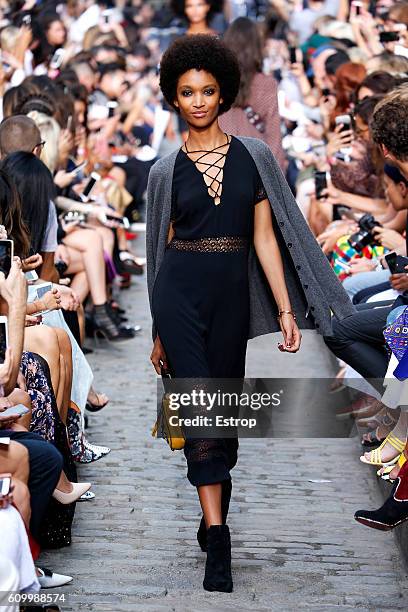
[146,35,354,592]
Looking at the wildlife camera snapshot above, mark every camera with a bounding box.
[348,213,381,252]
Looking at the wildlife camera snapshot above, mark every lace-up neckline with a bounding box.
[182,134,232,205]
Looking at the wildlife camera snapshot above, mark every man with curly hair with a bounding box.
[371,85,408,180]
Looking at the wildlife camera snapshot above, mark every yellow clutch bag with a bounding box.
[151,366,185,451]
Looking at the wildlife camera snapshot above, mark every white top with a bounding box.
[0,506,40,593]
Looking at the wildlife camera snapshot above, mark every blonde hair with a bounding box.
[27,111,61,173]
[0,26,20,53]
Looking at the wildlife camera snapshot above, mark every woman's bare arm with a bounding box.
[254,199,301,352]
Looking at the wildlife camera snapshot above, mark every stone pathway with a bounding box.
[40,240,408,611]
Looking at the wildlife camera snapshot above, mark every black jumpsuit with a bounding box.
[152,136,266,487]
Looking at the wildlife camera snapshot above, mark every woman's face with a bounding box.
[357,86,374,101]
[174,69,222,128]
[74,100,86,125]
[354,115,371,142]
[384,174,408,210]
[184,0,211,25]
[46,20,66,47]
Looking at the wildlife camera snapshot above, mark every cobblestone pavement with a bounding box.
[40,241,408,612]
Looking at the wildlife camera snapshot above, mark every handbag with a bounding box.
[151,365,185,451]
[383,305,408,380]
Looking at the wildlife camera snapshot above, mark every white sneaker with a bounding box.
[37,567,73,589]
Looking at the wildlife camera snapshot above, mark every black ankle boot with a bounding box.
[203,525,233,592]
[354,475,408,531]
[197,480,232,552]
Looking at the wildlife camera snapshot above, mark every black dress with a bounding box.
[152,135,266,487]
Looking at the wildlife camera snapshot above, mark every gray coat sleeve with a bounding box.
[145,163,158,341]
[260,140,355,323]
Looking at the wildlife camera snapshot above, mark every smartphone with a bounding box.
[385,252,408,273]
[315,171,328,200]
[66,115,73,131]
[0,240,13,276]
[0,404,29,418]
[105,213,129,228]
[22,14,31,26]
[25,270,38,282]
[335,114,352,133]
[0,476,11,496]
[70,161,87,176]
[50,48,65,70]
[107,101,118,118]
[289,46,297,64]
[353,1,362,15]
[80,172,100,202]
[36,283,52,300]
[0,316,8,364]
[102,9,112,24]
[379,31,400,43]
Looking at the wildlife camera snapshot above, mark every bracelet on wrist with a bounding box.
[277,310,297,321]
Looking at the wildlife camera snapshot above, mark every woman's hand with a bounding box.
[54,169,77,189]
[38,288,62,312]
[150,335,168,374]
[326,124,353,157]
[25,314,42,327]
[278,313,302,353]
[348,257,377,274]
[56,284,80,311]
[372,226,406,251]
[391,268,408,291]
[0,258,27,307]
[60,218,80,234]
[320,184,346,206]
[317,221,358,254]
[0,403,20,428]
[0,474,13,509]
[58,129,74,163]
[22,253,43,272]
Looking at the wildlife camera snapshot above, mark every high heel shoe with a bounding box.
[203,524,233,593]
[52,482,91,504]
[359,431,406,466]
[197,479,232,552]
[92,304,133,342]
[355,460,408,530]
[86,391,109,413]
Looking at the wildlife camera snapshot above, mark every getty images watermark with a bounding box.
[166,387,282,430]
[155,377,374,438]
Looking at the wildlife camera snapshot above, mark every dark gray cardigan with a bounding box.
[146,136,355,340]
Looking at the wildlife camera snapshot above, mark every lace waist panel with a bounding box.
[167,236,248,253]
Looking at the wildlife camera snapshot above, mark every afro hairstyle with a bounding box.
[159,34,240,115]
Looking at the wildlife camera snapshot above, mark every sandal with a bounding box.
[361,427,386,447]
[377,453,407,482]
[86,389,109,413]
[360,432,406,466]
